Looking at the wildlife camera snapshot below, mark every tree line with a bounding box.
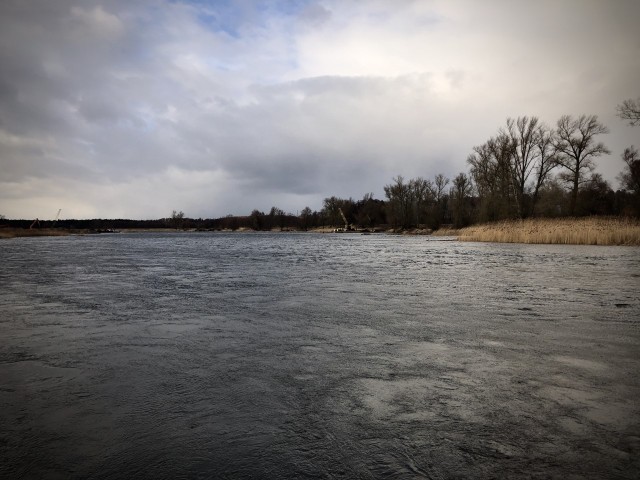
[255,102,639,231]
[198,102,639,232]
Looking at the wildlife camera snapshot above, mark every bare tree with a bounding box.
[249,209,265,230]
[269,206,286,231]
[616,98,639,213]
[467,133,516,220]
[171,210,185,229]
[505,116,541,217]
[299,206,313,231]
[384,176,414,228]
[410,177,433,226]
[618,146,640,194]
[554,115,610,215]
[468,142,495,197]
[432,174,450,203]
[489,133,519,216]
[423,174,449,227]
[322,197,342,227]
[356,193,385,227]
[468,140,503,221]
[617,97,640,126]
[530,123,559,215]
[450,172,473,227]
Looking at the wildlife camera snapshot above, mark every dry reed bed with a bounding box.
[0,228,73,239]
[453,217,640,246]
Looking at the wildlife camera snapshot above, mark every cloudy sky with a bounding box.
[1,0,638,219]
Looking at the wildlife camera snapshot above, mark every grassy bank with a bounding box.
[449,217,640,246]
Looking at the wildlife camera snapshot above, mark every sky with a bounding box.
[1,0,639,220]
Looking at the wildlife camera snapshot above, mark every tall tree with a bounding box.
[618,147,640,215]
[410,177,433,227]
[322,196,342,227]
[468,141,498,222]
[450,172,473,228]
[505,116,540,218]
[431,173,450,227]
[299,207,313,231]
[554,115,610,215]
[616,97,639,214]
[269,206,285,231]
[355,193,385,227]
[488,133,518,217]
[617,97,640,126]
[618,146,640,194]
[170,210,185,229]
[468,134,517,221]
[432,174,450,204]
[530,123,559,216]
[577,174,615,216]
[384,176,414,228]
[249,209,265,230]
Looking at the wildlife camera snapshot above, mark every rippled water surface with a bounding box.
[1,232,639,479]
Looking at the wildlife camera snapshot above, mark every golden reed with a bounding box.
[449,217,640,246]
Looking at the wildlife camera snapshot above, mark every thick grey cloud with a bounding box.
[0,0,639,219]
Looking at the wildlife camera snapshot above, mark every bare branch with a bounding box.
[617,98,640,126]
[554,114,610,215]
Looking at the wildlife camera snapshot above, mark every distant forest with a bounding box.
[4,102,640,232]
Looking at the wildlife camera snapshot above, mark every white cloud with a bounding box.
[70,5,125,39]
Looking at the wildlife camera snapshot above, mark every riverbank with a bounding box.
[0,228,121,239]
[3,217,639,245]
[450,217,640,246]
[0,228,74,239]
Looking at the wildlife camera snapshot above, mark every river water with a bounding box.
[1,232,639,479]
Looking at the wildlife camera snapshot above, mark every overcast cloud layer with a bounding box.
[1,0,639,219]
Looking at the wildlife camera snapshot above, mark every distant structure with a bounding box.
[29,209,60,229]
[337,208,353,232]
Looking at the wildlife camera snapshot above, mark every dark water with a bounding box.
[1,232,639,479]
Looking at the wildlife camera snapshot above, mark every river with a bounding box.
[1,232,639,479]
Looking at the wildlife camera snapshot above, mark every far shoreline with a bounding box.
[1,217,639,246]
